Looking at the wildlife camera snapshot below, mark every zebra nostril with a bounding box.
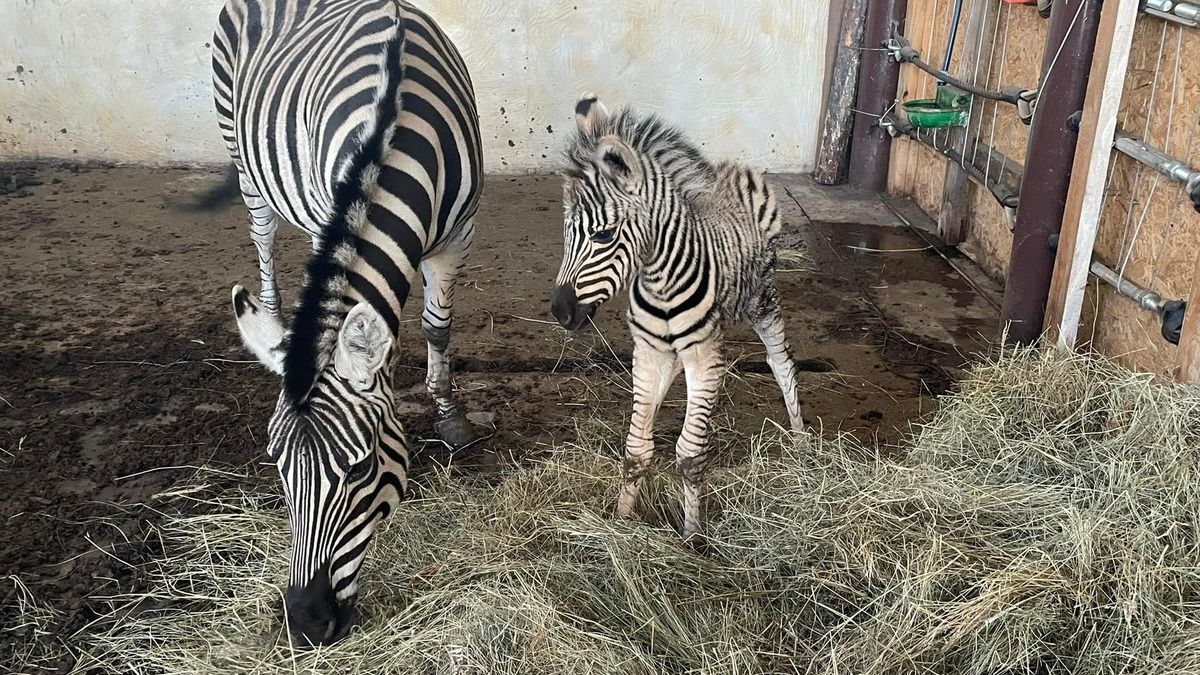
[322,618,336,643]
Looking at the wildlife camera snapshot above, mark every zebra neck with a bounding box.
[639,209,711,299]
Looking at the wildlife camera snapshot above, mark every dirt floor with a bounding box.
[0,163,1000,672]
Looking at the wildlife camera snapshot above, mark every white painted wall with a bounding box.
[1,0,828,172]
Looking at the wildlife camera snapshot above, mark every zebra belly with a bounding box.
[627,304,720,353]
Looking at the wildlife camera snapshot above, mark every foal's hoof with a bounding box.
[434,415,487,450]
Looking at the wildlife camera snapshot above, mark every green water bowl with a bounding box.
[903,99,969,129]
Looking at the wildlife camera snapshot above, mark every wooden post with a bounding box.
[1043,0,1139,351]
[813,0,868,185]
[1176,252,1200,382]
[936,0,991,246]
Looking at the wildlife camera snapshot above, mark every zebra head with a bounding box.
[231,285,407,646]
[551,94,650,330]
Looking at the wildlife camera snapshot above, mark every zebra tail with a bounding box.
[177,163,240,211]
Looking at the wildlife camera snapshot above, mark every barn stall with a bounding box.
[1,1,1198,673]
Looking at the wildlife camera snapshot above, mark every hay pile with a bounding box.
[73,349,1200,674]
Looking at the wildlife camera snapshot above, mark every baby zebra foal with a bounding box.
[550,95,806,538]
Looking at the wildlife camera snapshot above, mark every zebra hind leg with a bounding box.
[238,173,283,315]
[420,247,483,449]
[675,340,724,540]
[750,288,805,431]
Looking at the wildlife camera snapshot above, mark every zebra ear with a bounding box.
[595,135,641,190]
[334,302,393,389]
[575,92,608,135]
[232,285,285,376]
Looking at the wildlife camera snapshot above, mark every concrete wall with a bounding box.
[0,0,828,173]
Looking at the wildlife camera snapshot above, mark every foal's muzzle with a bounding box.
[550,285,597,330]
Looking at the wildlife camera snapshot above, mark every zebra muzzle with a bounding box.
[283,573,358,646]
[550,285,597,330]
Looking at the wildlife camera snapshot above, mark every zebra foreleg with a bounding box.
[675,340,724,540]
[419,248,480,449]
[617,339,679,520]
[750,291,805,432]
[239,174,283,316]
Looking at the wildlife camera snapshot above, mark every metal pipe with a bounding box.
[881,114,1022,208]
[847,0,908,192]
[1088,259,1168,313]
[1114,130,1200,213]
[1046,233,1187,344]
[1001,0,1103,346]
[1114,131,1200,184]
[888,33,1027,104]
[941,0,965,74]
[1143,0,1200,27]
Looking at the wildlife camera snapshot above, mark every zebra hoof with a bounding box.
[434,415,486,450]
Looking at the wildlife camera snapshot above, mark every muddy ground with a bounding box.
[0,163,1000,672]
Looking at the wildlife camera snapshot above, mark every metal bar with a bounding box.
[1114,131,1200,184]
[1001,0,1103,346]
[1113,131,1200,213]
[888,32,1025,104]
[1089,258,1168,313]
[1048,233,1186,344]
[941,0,966,73]
[1143,0,1200,27]
[882,113,1022,208]
[848,0,909,192]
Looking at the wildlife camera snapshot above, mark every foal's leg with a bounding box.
[419,234,481,449]
[617,338,679,519]
[751,287,805,431]
[675,339,724,539]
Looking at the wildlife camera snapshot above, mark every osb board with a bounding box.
[888,0,1047,281]
[1084,18,1200,377]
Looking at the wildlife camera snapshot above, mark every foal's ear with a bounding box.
[574,92,609,135]
[334,302,393,389]
[232,285,285,376]
[595,135,642,191]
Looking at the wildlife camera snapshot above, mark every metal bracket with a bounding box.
[884,37,906,64]
[1017,89,1039,126]
[1162,300,1187,345]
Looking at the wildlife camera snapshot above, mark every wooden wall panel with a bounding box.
[888,1,1047,281]
[1086,19,1200,377]
[883,3,1200,378]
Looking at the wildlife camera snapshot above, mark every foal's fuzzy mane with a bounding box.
[563,107,717,200]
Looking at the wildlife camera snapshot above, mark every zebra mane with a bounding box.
[281,11,407,405]
[563,108,717,201]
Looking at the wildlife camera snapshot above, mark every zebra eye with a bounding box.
[591,229,615,244]
[346,458,373,482]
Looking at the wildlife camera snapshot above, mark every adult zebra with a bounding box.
[210,0,483,645]
[550,95,806,539]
